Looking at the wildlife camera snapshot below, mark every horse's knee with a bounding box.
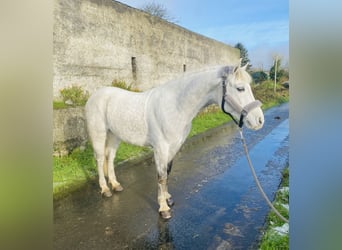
[158,176,167,185]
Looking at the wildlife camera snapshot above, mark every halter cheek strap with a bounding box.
[221,80,262,128]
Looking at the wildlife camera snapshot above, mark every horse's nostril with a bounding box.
[259,117,263,124]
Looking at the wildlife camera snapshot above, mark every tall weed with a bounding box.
[60,85,89,106]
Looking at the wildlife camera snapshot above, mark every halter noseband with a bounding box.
[221,79,262,128]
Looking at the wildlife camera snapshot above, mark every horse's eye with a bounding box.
[237,87,245,92]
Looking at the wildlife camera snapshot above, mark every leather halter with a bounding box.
[221,79,262,128]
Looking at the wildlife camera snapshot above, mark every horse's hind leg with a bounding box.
[105,132,123,192]
[91,132,112,197]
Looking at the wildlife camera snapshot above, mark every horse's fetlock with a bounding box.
[158,204,170,212]
[158,178,167,185]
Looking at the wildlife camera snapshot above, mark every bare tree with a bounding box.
[141,2,178,23]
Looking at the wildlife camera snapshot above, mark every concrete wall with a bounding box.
[53,107,87,156]
[53,0,240,154]
[53,0,240,99]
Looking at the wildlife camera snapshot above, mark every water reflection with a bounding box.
[157,218,174,249]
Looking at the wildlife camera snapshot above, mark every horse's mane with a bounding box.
[218,65,252,84]
[161,66,224,88]
[158,64,251,92]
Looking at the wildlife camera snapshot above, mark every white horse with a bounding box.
[85,62,264,219]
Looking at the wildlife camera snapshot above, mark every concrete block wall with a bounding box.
[53,107,87,156]
[53,0,240,154]
[53,0,240,99]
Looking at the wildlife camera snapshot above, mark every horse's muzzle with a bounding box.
[245,107,264,130]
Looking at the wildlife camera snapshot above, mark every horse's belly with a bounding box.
[106,93,149,146]
[110,117,148,146]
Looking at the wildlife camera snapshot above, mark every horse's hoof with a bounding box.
[166,198,175,207]
[112,184,124,192]
[159,210,172,220]
[102,190,112,198]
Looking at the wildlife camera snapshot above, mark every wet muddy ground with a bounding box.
[54,103,289,249]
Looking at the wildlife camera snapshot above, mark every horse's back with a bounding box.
[85,87,121,124]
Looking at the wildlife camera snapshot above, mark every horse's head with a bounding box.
[220,61,264,130]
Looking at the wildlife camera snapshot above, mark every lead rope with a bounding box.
[238,128,289,223]
[221,79,288,223]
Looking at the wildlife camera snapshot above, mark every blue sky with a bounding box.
[118,0,288,70]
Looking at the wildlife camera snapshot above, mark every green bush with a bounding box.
[60,85,89,107]
[251,80,289,109]
[112,79,140,92]
[251,71,268,84]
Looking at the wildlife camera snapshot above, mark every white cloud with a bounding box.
[249,42,289,70]
[196,20,288,69]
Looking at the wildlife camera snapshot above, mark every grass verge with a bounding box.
[259,166,289,249]
[251,80,289,110]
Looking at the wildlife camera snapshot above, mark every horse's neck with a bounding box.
[176,76,218,122]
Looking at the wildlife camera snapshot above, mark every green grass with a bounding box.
[53,143,96,197]
[189,108,232,137]
[53,142,151,194]
[53,101,68,109]
[252,80,289,110]
[53,85,90,109]
[259,167,289,249]
[114,142,151,163]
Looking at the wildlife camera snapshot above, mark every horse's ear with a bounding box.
[233,58,243,73]
[233,66,239,73]
[241,62,249,71]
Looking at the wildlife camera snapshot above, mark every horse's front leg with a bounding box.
[155,151,172,219]
[158,175,171,219]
